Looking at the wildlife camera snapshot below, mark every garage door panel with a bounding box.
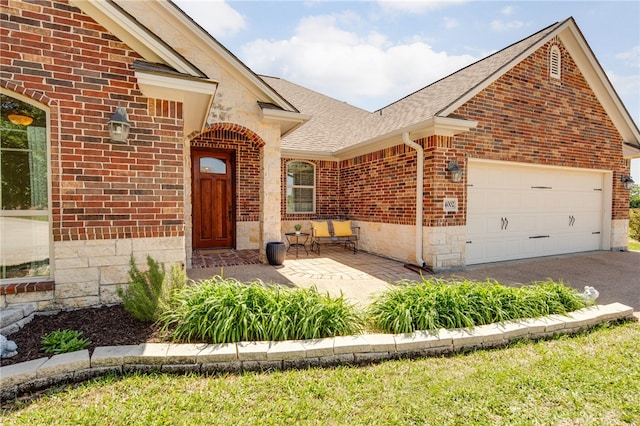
[466,162,604,265]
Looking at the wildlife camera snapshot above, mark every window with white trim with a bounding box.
[1,92,50,280]
[286,161,315,213]
[549,44,561,80]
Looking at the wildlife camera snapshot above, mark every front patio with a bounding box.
[188,246,424,305]
[187,247,640,310]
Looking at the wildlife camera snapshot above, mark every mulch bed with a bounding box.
[1,305,162,367]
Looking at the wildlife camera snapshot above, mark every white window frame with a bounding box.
[0,89,52,282]
[286,160,315,214]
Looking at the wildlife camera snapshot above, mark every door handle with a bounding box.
[501,217,509,230]
[228,204,233,219]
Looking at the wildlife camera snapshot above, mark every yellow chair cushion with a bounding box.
[311,221,330,237]
[332,220,352,237]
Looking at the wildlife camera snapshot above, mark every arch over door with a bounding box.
[192,149,235,249]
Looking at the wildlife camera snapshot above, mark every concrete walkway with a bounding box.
[188,248,640,310]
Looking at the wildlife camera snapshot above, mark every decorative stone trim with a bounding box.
[1,303,635,400]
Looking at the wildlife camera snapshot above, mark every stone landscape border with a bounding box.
[1,303,636,401]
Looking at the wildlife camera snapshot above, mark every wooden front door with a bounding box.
[192,149,235,249]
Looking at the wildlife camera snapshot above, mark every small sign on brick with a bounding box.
[443,198,458,212]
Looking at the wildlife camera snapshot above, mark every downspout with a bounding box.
[402,132,426,267]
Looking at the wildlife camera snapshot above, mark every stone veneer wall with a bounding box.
[2,237,184,310]
[611,219,630,251]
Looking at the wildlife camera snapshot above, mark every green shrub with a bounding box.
[630,209,640,241]
[630,184,640,208]
[367,278,589,334]
[41,329,91,355]
[117,256,187,322]
[159,277,363,343]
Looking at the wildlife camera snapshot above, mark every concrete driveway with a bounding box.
[188,249,639,310]
[438,251,640,311]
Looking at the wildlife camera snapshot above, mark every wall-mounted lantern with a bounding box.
[621,175,635,190]
[107,105,130,142]
[447,160,463,183]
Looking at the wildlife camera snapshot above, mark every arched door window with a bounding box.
[286,161,315,213]
[0,92,49,280]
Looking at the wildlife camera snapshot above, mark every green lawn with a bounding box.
[4,321,640,425]
[629,239,640,252]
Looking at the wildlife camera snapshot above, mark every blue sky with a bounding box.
[173,0,640,180]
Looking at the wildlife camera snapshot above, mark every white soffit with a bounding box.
[135,70,218,135]
[623,143,640,159]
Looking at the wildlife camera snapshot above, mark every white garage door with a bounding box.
[466,161,605,265]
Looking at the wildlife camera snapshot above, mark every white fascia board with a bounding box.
[260,108,312,137]
[281,150,339,161]
[558,25,640,145]
[134,70,217,135]
[69,0,201,76]
[135,71,217,101]
[335,116,477,160]
[623,143,640,159]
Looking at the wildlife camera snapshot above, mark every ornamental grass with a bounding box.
[367,278,590,334]
[159,276,363,344]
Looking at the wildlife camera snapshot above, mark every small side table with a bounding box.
[285,232,309,257]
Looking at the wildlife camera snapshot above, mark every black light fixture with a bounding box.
[107,105,130,142]
[621,175,635,190]
[447,160,463,183]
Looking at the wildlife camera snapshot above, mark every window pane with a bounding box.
[0,215,50,279]
[287,161,314,186]
[1,145,48,210]
[200,157,226,174]
[1,93,50,280]
[287,187,313,213]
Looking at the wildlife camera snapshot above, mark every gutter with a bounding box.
[402,132,426,268]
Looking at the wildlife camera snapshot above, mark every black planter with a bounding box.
[266,242,286,266]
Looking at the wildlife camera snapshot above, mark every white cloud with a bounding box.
[378,0,467,14]
[615,46,640,68]
[241,13,477,110]
[173,0,245,38]
[500,6,514,15]
[490,19,525,31]
[442,17,459,29]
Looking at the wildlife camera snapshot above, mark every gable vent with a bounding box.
[549,44,561,80]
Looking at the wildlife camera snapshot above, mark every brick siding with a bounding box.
[1,0,185,242]
[326,39,628,226]
[453,40,629,220]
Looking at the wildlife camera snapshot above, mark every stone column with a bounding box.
[259,130,282,263]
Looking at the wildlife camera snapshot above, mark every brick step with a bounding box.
[1,303,37,336]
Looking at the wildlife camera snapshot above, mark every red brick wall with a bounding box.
[1,0,185,241]
[282,159,340,220]
[192,125,264,222]
[453,39,629,219]
[335,39,628,227]
[339,145,418,224]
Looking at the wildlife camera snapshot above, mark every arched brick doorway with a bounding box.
[188,124,266,253]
